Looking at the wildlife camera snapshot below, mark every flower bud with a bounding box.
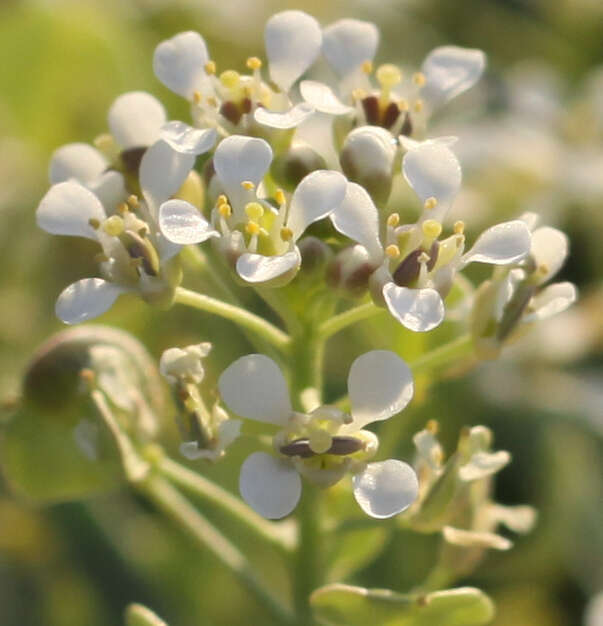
[125,604,167,626]
[297,236,333,277]
[339,126,397,206]
[270,143,327,191]
[326,245,378,297]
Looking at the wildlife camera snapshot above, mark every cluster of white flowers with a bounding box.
[35,11,576,521]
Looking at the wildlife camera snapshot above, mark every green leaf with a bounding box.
[310,584,495,626]
[327,526,389,581]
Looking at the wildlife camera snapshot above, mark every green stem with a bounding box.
[317,301,384,341]
[138,475,295,625]
[409,334,474,376]
[158,456,295,554]
[174,287,291,353]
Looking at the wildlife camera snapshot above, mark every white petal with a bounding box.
[55,278,124,324]
[140,140,195,214]
[300,80,354,115]
[398,135,458,152]
[382,284,445,332]
[523,282,577,322]
[49,143,107,185]
[421,46,486,108]
[159,199,218,245]
[402,143,461,221]
[353,460,419,519]
[89,170,127,211]
[346,350,413,431]
[254,103,315,129]
[443,526,512,550]
[153,31,210,100]
[530,226,568,281]
[37,181,106,240]
[286,170,347,239]
[461,220,531,267]
[519,211,540,231]
[160,121,216,155]
[218,354,292,425]
[108,91,166,149]
[488,504,537,534]
[265,10,322,92]
[458,451,511,481]
[213,135,273,216]
[236,249,301,285]
[322,19,379,78]
[330,182,383,262]
[239,452,301,519]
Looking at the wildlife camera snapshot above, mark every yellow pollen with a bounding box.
[422,219,442,239]
[352,88,368,101]
[424,196,438,210]
[361,60,373,74]
[398,98,409,111]
[193,91,202,104]
[117,202,129,214]
[245,221,260,236]
[426,419,439,434]
[387,212,400,228]
[218,203,232,218]
[220,70,240,89]
[246,56,262,70]
[413,99,424,113]
[275,189,286,206]
[88,218,100,229]
[453,220,465,235]
[127,194,139,208]
[207,96,218,107]
[241,180,255,191]
[280,227,294,242]
[385,244,400,259]
[538,263,549,275]
[245,202,264,220]
[204,60,216,75]
[217,194,228,206]
[102,215,124,236]
[412,71,426,86]
[376,64,402,88]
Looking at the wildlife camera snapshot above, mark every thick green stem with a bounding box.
[174,287,291,353]
[317,301,384,341]
[138,475,295,625]
[158,456,296,554]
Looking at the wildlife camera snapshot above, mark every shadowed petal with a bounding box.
[322,19,379,78]
[254,103,315,129]
[523,281,577,322]
[236,249,301,285]
[461,220,531,267]
[300,80,354,115]
[108,91,166,149]
[382,284,445,332]
[55,278,125,324]
[160,122,216,155]
[530,226,568,281]
[159,199,218,245]
[49,143,107,185]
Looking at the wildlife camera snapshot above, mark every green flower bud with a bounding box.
[270,143,327,191]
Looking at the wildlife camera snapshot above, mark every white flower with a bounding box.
[159,135,347,286]
[153,11,322,133]
[218,350,419,519]
[159,342,212,384]
[301,18,485,137]
[330,170,532,332]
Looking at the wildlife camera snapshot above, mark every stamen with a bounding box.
[218,203,232,218]
[217,194,228,206]
[453,220,465,235]
[193,91,202,104]
[413,99,424,113]
[220,70,240,89]
[204,60,216,75]
[352,88,368,101]
[117,202,129,214]
[412,71,426,86]
[422,219,442,239]
[398,98,409,111]
[102,215,124,236]
[241,180,255,191]
[245,221,260,236]
[376,64,402,89]
[280,227,293,242]
[361,60,373,74]
[385,244,400,259]
[387,212,400,228]
[309,430,332,455]
[424,197,438,210]
[246,56,262,71]
[127,194,139,209]
[275,189,286,206]
[244,202,264,220]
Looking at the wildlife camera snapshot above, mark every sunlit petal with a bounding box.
[322,19,379,78]
[108,91,166,149]
[300,80,354,115]
[55,278,125,324]
[159,199,218,245]
[382,284,445,332]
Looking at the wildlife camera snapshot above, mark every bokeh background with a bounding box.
[0,0,602,624]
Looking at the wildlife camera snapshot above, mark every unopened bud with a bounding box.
[270,143,327,191]
[326,245,377,297]
[297,236,333,276]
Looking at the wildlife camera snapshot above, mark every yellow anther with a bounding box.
[453,220,465,235]
[361,60,373,74]
[309,430,333,455]
[423,196,438,210]
[204,60,216,75]
[537,263,549,275]
[218,203,232,218]
[387,212,400,228]
[88,218,100,230]
[241,180,255,191]
[117,202,129,214]
[413,99,424,113]
[102,215,124,237]
[275,189,286,206]
[127,194,139,208]
[280,227,294,242]
[422,219,442,239]
[426,419,439,434]
[217,194,228,206]
[246,56,262,71]
[245,202,264,220]
[376,63,402,88]
[385,244,401,259]
[352,88,368,101]
[412,71,426,86]
[220,70,240,89]
[193,91,202,104]
[207,96,218,107]
[245,221,260,236]
[398,98,409,111]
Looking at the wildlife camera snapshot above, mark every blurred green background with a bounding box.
[0,0,602,624]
